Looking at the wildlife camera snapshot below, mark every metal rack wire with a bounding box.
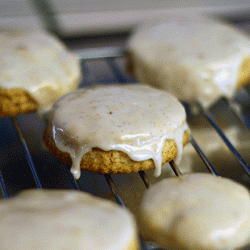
[0,47,250,249]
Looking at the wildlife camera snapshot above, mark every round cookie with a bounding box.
[126,16,250,108]
[139,173,250,250]
[0,189,139,250]
[44,84,189,179]
[0,29,81,117]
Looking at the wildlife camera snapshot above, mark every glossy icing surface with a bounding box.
[127,17,250,108]
[0,29,81,115]
[51,84,189,178]
[0,189,137,250]
[140,173,250,249]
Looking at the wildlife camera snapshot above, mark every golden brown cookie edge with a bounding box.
[44,121,189,175]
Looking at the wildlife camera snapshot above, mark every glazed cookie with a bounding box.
[139,173,250,250]
[0,29,81,117]
[126,16,250,108]
[44,84,189,179]
[0,189,139,250]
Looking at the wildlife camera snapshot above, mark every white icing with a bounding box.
[127,16,250,108]
[0,29,81,116]
[0,189,137,250]
[51,84,189,179]
[140,173,250,249]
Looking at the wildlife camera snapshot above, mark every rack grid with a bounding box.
[0,47,250,249]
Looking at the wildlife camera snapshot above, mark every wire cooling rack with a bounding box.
[0,46,250,249]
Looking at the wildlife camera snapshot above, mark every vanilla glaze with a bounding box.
[127,16,250,108]
[51,84,189,179]
[0,189,138,250]
[140,173,250,249]
[0,29,81,116]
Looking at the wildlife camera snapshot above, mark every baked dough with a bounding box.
[139,173,250,250]
[0,29,81,117]
[126,16,250,108]
[0,189,139,250]
[44,84,189,179]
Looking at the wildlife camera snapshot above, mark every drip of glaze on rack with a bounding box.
[0,46,250,250]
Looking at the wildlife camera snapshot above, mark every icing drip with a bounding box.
[0,29,81,116]
[127,17,250,108]
[51,84,189,178]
